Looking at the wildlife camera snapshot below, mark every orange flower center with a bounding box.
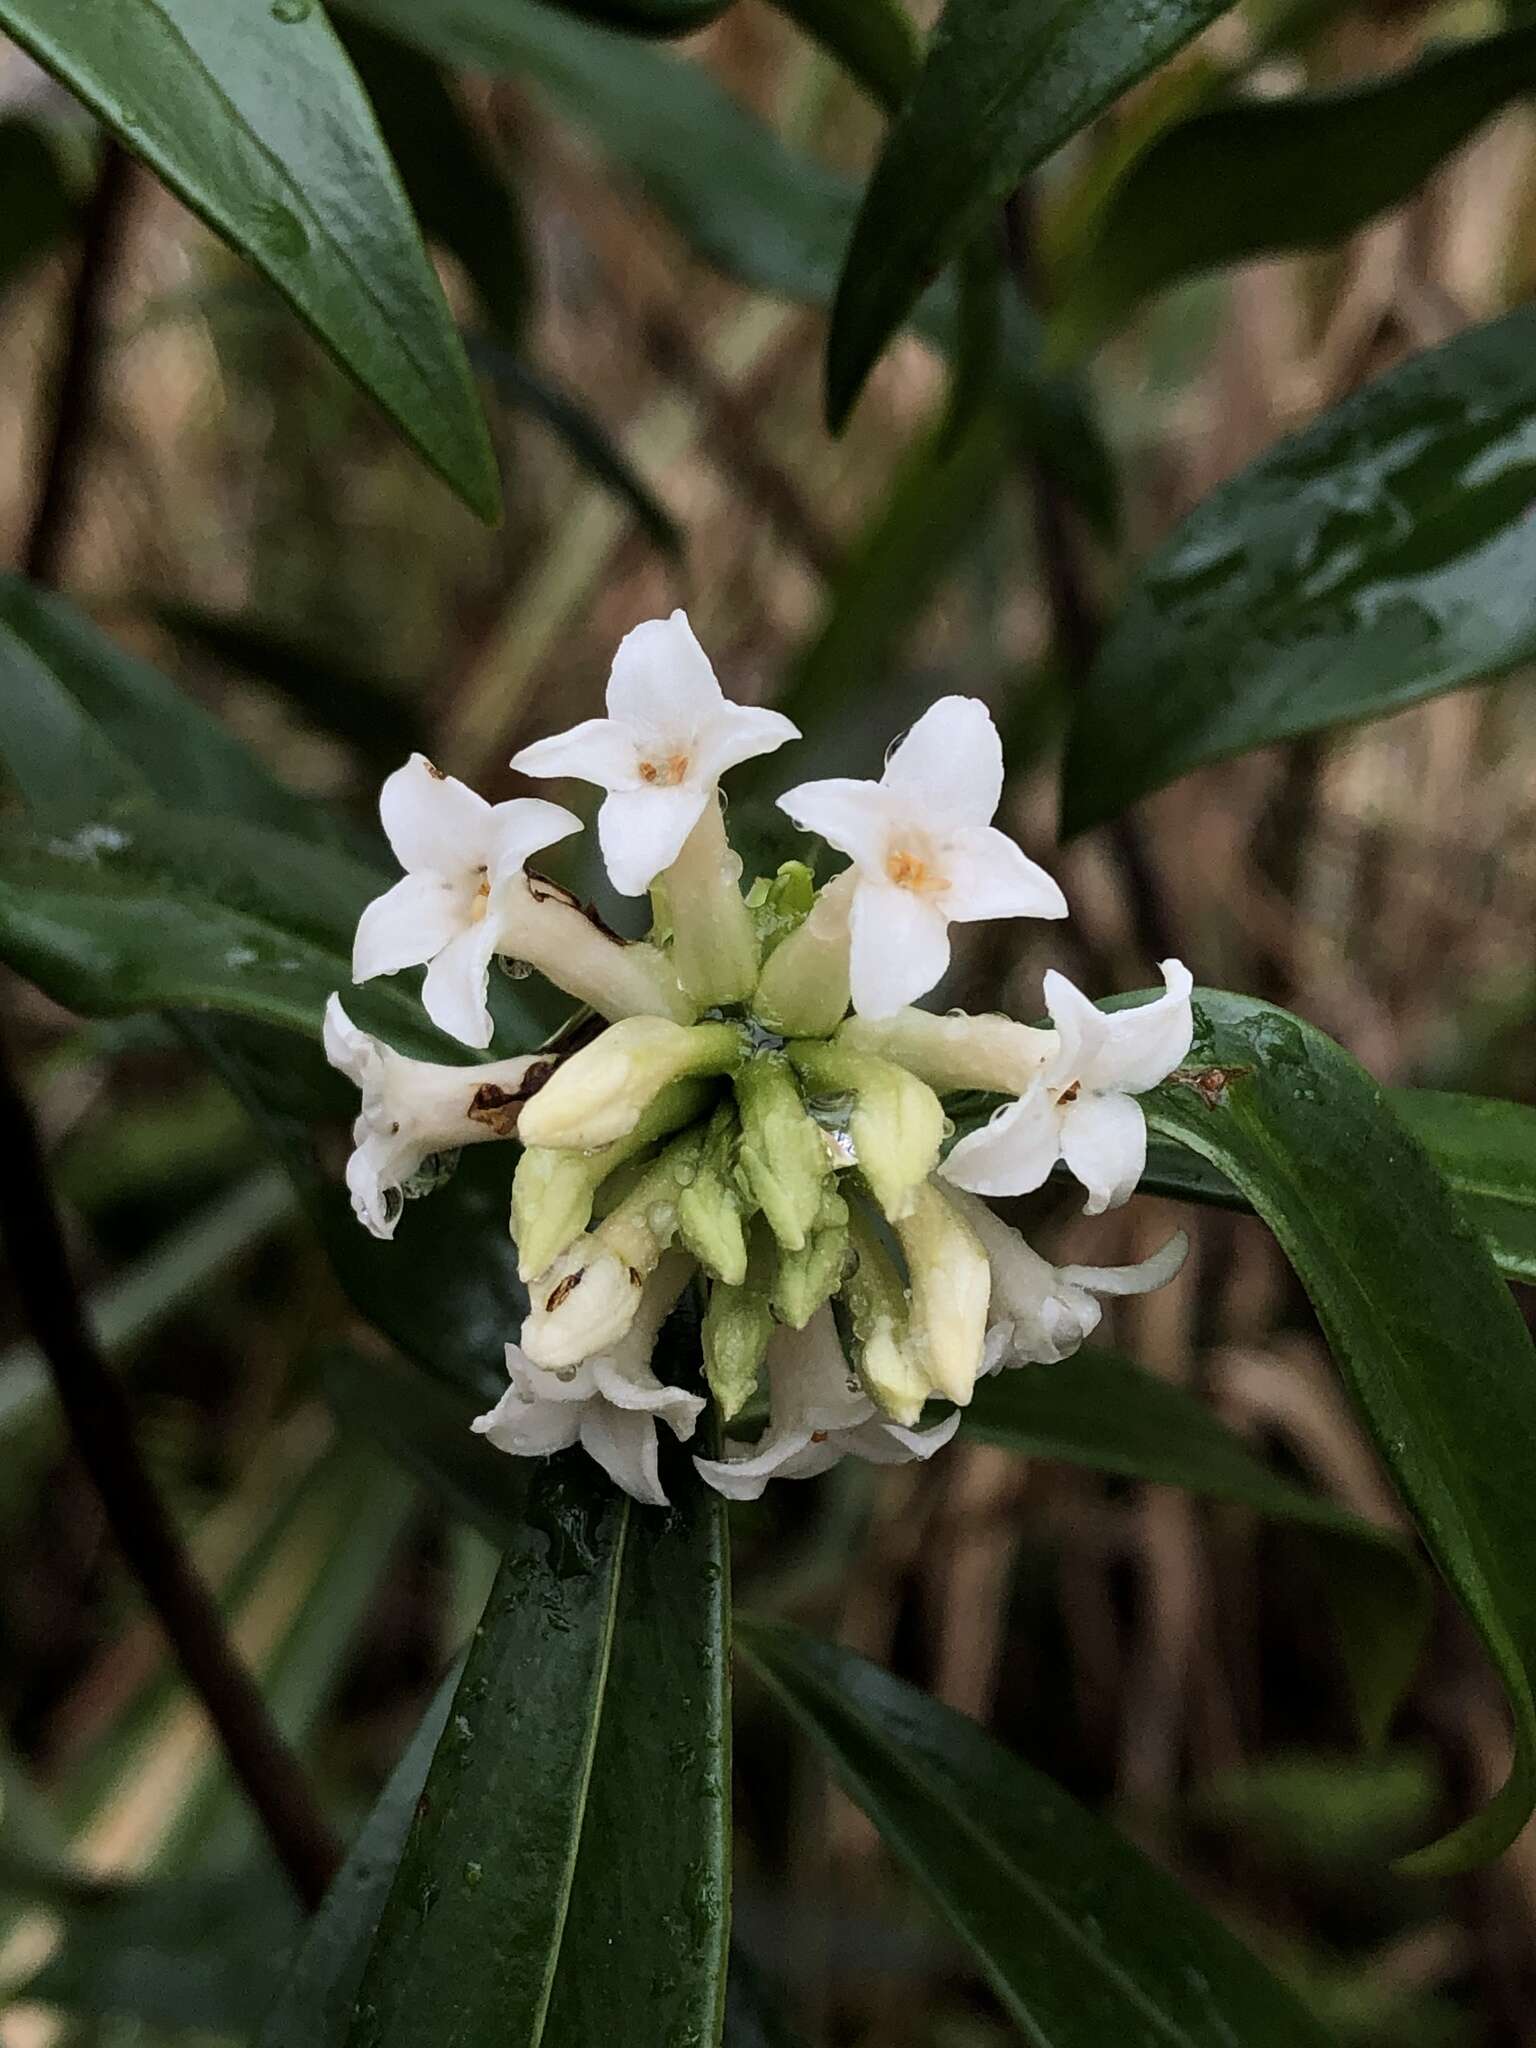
[638,752,691,787]
[885,847,947,894]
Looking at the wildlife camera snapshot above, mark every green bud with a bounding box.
[677,1102,750,1286]
[892,1182,990,1407]
[702,1224,775,1421]
[749,870,853,1038]
[837,1007,1055,1097]
[733,1051,832,1253]
[659,796,759,1009]
[746,860,816,956]
[591,1126,707,1277]
[516,1017,742,1151]
[790,1040,944,1222]
[772,1186,849,1329]
[838,1203,929,1427]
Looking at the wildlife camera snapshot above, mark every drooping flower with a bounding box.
[942,961,1194,1215]
[693,1308,959,1502]
[510,610,798,897]
[353,754,580,1050]
[776,696,1067,1020]
[322,995,546,1240]
[473,1258,702,1507]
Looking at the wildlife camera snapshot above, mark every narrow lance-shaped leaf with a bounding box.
[764,0,921,113]
[740,1620,1338,2046]
[824,0,1243,426]
[1062,309,1536,833]
[1147,992,1536,1871]
[1054,24,1536,355]
[3,0,498,519]
[345,1444,730,2048]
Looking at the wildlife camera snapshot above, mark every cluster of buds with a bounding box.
[326,614,1192,1507]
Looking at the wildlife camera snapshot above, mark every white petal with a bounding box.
[510,717,643,793]
[1041,968,1109,1084]
[353,873,467,982]
[848,884,952,1019]
[379,754,492,873]
[323,993,374,1087]
[847,1408,962,1465]
[691,701,799,785]
[579,1404,669,1507]
[940,1084,1063,1198]
[471,1381,582,1456]
[607,610,724,731]
[590,1357,705,1442]
[597,784,707,897]
[486,798,583,879]
[766,1312,869,1437]
[345,1134,401,1241]
[941,826,1067,925]
[775,778,899,872]
[881,696,1003,829]
[1085,959,1195,1095]
[1058,1091,1147,1216]
[693,1426,841,1501]
[421,921,499,1049]
[1057,1229,1189,1297]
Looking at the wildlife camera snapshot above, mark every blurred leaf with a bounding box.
[739,1620,1337,2046]
[469,337,684,554]
[1054,26,1536,354]
[1149,992,1536,1871]
[339,0,1117,533]
[1140,1088,1536,1287]
[0,115,78,299]
[724,1948,810,2048]
[966,1347,1429,1742]
[23,1868,300,2033]
[1193,1750,1439,1868]
[153,601,429,772]
[257,1678,458,2048]
[540,0,730,30]
[345,1448,730,2048]
[823,0,1240,428]
[2,0,497,519]
[340,17,531,344]
[1062,310,1536,833]
[765,0,921,112]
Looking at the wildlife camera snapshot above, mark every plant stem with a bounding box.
[0,1022,341,1909]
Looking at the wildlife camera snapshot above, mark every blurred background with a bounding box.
[1,1,1535,2042]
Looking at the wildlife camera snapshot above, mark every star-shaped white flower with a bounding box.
[693,1308,958,1502]
[776,696,1067,1020]
[472,1258,702,1506]
[323,996,542,1240]
[353,754,580,1050]
[509,610,798,897]
[941,961,1194,1214]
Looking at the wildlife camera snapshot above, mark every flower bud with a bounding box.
[702,1225,775,1422]
[676,1103,750,1287]
[493,868,691,1025]
[733,1051,832,1253]
[790,1040,943,1222]
[891,1183,990,1407]
[658,794,760,1009]
[519,1245,643,1369]
[771,1187,849,1330]
[838,1204,929,1427]
[517,1017,742,1151]
[838,1007,1056,1097]
[750,870,854,1038]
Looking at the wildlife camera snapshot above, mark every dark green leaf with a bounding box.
[346,1448,730,2048]
[966,1347,1429,1743]
[824,0,1240,427]
[1149,992,1536,1870]
[1062,310,1536,833]
[1140,1089,1536,1288]
[0,116,78,301]
[1055,26,1536,354]
[765,0,921,112]
[4,0,497,518]
[739,1620,1337,2046]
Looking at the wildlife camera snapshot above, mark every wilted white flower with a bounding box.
[353,753,580,1050]
[510,610,798,897]
[322,995,543,1240]
[777,696,1066,1020]
[693,1308,959,1502]
[473,1259,702,1507]
[942,961,1194,1215]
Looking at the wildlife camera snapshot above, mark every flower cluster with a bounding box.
[326,612,1193,1506]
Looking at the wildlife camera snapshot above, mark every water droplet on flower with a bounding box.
[497,954,534,980]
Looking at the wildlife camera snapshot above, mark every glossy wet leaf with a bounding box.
[3,0,497,519]
[346,1446,730,2048]
[1055,25,1536,354]
[1062,310,1536,833]
[740,1620,1337,2046]
[1148,992,1536,1870]
[966,1348,1429,1741]
[1139,1089,1536,1288]
[824,0,1241,427]
[766,0,921,111]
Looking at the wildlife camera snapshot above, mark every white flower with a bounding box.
[942,961,1194,1215]
[950,1189,1188,1369]
[353,753,580,1050]
[693,1308,959,1502]
[322,996,544,1240]
[776,696,1067,1020]
[510,610,798,898]
[472,1258,702,1506]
